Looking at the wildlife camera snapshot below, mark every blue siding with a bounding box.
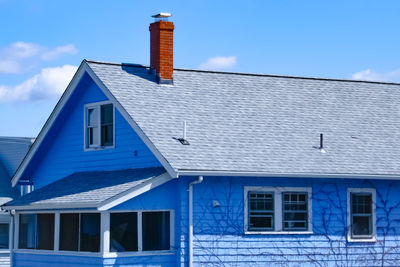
[13,253,103,267]
[178,176,400,266]
[20,73,161,189]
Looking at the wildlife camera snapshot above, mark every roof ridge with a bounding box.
[85,59,400,87]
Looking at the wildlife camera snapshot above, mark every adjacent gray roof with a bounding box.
[5,167,165,209]
[87,60,400,177]
[0,137,32,199]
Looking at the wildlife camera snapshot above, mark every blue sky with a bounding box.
[1,0,400,137]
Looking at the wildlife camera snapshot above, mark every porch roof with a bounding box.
[3,167,168,211]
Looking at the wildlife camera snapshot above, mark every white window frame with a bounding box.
[244,186,313,235]
[84,101,115,151]
[347,188,376,242]
[13,209,175,258]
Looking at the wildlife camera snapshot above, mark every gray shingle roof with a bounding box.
[0,137,32,199]
[4,167,165,209]
[87,61,400,177]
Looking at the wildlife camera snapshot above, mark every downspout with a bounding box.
[188,176,203,267]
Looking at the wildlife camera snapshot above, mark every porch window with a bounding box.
[142,211,170,251]
[110,212,138,252]
[85,102,114,149]
[0,224,9,249]
[18,214,54,250]
[348,188,376,241]
[59,213,100,252]
[245,187,312,233]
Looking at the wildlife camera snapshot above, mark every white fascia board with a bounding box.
[2,203,98,211]
[84,66,178,179]
[11,61,88,187]
[98,172,174,211]
[177,170,400,180]
[11,61,178,187]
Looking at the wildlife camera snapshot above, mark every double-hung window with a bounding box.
[347,188,376,241]
[85,102,114,149]
[245,187,312,233]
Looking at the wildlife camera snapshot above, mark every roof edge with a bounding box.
[178,170,400,180]
[85,59,400,87]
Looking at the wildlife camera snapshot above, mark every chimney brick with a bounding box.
[149,20,174,83]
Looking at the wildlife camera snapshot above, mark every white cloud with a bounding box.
[199,56,237,70]
[0,42,78,74]
[41,44,78,61]
[351,69,400,83]
[0,64,78,102]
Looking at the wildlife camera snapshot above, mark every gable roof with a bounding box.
[12,60,400,185]
[4,167,169,210]
[87,61,400,178]
[0,136,32,200]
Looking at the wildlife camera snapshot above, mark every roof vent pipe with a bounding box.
[319,133,326,153]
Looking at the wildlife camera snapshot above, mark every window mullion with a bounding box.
[97,106,101,147]
[275,191,282,232]
[101,212,110,254]
[78,214,81,252]
[138,211,143,251]
[54,212,60,251]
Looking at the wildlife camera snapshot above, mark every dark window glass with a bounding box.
[59,213,79,251]
[248,192,274,231]
[282,192,308,231]
[142,212,170,251]
[0,224,9,249]
[36,214,54,250]
[80,213,100,252]
[19,214,36,249]
[101,104,113,146]
[87,108,99,147]
[351,193,373,237]
[110,213,138,252]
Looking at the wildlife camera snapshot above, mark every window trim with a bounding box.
[14,209,175,257]
[83,101,115,151]
[244,186,313,235]
[347,188,376,242]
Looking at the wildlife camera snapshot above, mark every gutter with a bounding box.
[188,176,203,267]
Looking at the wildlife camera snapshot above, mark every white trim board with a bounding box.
[11,61,177,187]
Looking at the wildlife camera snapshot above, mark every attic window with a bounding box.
[85,102,114,149]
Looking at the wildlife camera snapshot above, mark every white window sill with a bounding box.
[14,249,175,258]
[347,236,377,243]
[84,145,115,152]
[103,250,175,258]
[245,231,313,235]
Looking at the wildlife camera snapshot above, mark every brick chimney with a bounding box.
[149,13,174,84]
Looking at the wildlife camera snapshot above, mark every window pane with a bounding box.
[0,224,9,249]
[101,125,113,146]
[80,213,100,252]
[101,104,113,124]
[248,192,274,231]
[59,213,79,251]
[87,108,98,127]
[352,216,371,236]
[351,193,373,237]
[282,192,308,231]
[110,213,138,252]
[101,104,113,146]
[19,214,36,249]
[36,214,54,250]
[142,212,170,251]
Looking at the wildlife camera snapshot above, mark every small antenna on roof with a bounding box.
[319,133,326,153]
[174,120,190,145]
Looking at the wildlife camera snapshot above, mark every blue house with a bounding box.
[4,13,400,266]
[0,137,33,266]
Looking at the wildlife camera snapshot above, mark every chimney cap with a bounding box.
[152,13,172,18]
